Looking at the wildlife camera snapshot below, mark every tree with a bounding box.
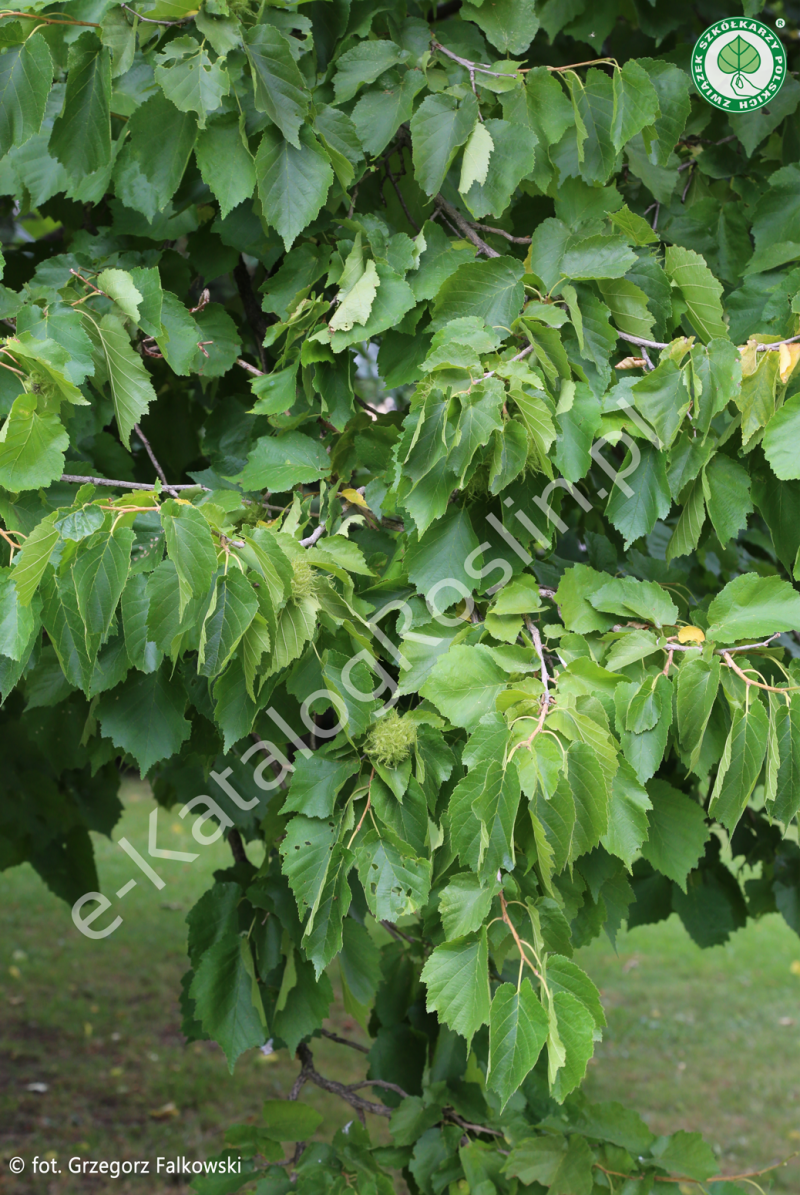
[1,0,800,1187]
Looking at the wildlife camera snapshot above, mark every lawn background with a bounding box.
[1,781,799,1193]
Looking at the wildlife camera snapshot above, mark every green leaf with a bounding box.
[556,564,616,634]
[195,114,256,220]
[84,313,157,447]
[421,929,491,1048]
[49,34,111,179]
[421,645,507,731]
[664,246,727,344]
[10,513,59,606]
[280,814,339,922]
[96,268,142,323]
[641,780,709,890]
[282,752,360,819]
[439,872,496,939]
[702,454,753,547]
[117,92,197,220]
[602,759,652,869]
[709,698,770,832]
[155,39,230,129]
[651,1131,717,1182]
[244,25,309,148]
[0,33,52,157]
[161,499,218,618]
[72,529,133,641]
[0,393,69,491]
[302,843,353,977]
[333,39,406,103]
[590,577,678,629]
[550,989,596,1103]
[547,956,605,1028]
[707,573,800,643]
[458,120,494,194]
[430,256,525,333]
[410,93,478,197]
[0,567,36,662]
[356,831,432,921]
[606,441,671,548]
[262,1099,323,1143]
[235,430,332,492]
[770,694,800,823]
[462,117,537,220]
[351,69,426,157]
[561,235,638,282]
[198,571,258,678]
[598,277,655,340]
[255,125,333,251]
[462,0,539,55]
[611,59,659,151]
[505,1134,593,1194]
[190,936,265,1071]
[95,666,191,774]
[487,979,549,1108]
[763,392,800,480]
[676,655,721,773]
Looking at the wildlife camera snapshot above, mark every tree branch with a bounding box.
[60,474,210,492]
[434,195,499,257]
[293,1044,394,1120]
[227,828,248,865]
[470,221,531,245]
[319,1027,370,1054]
[133,424,179,497]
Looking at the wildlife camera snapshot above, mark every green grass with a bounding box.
[0,780,374,1194]
[1,782,800,1192]
[577,918,800,1191]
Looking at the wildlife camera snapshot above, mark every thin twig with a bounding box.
[509,619,551,755]
[133,424,178,497]
[60,474,210,492]
[236,356,265,377]
[380,920,417,944]
[354,394,381,416]
[293,1044,393,1120]
[482,342,534,382]
[299,523,326,549]
[0,8,100,25]
[121,3,190,24]
[617,330,800,353]
[470,221,531,244]
[385,163,420,233]
[434,195,499,258]
[347,768,374,847]
[722,652,800,694]
[499,890,543,981]
[593,1151,798,1185]
[319,1028,370,1054]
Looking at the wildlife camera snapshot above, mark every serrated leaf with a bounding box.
[190,936,265,1071]
[0,33,52,157]
[0,393,69,491]
[421,929,491,1048]
[487,979,549,1108]
[198,570,258,678]
[95,666,191,773]
[255,125,333,251]
[83,313,157,447]
[161,499,218,618]
[244,25,308,148]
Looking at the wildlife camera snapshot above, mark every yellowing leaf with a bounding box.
[459,120,494,194]
[779,343,800,383]
[340,487,369,509]
[677,625,705,644]
[329,259,380,333]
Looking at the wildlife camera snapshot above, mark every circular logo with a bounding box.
[691,18,786,112]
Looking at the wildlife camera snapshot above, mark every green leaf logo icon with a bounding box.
[717,35,761,91]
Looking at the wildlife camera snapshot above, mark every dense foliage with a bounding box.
[2,0,800,1189]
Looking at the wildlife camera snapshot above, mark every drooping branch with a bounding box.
[319,1027,370,1054]
[227,828,248,865]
